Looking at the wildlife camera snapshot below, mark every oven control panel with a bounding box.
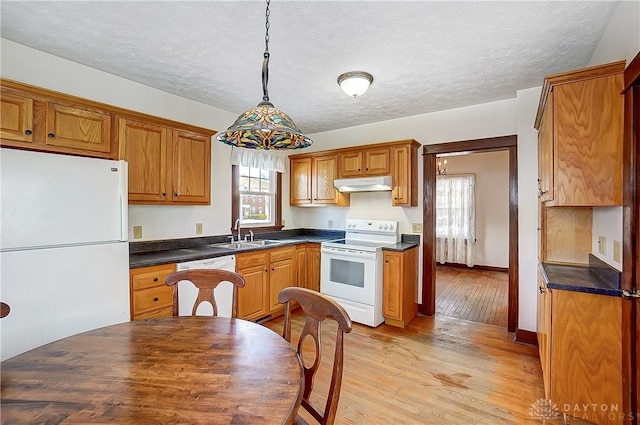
[344,219,398,234]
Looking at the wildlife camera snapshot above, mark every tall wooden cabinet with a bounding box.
[535,61,624,206]
[383,247,418,328]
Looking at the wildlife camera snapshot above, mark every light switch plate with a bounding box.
[412,223,423,233]
[133,226,142,239]
[196,223,203,235]
[328,220,334,229]
[598,236,607,255]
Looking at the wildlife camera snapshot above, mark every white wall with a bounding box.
[0,39,239,241]
[587,0,639,271]
[443,151,510,268]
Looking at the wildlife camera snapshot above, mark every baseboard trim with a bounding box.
[436,263,508,273]
[515,329,538,346]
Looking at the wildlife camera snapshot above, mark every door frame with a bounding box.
[421,135,519,332]
[622,52,639,425]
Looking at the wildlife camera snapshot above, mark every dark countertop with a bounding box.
[382,234,420,252]
[539,254,622,297]
[130,229,344,269]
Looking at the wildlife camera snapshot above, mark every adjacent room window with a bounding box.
[232,165,283,231]
[435,174,476,266]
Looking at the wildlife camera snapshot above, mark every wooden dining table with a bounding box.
[0,316,304,424]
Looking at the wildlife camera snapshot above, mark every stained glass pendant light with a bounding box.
[217,0,312,150]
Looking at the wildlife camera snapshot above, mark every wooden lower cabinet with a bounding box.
[129,263,176,321]
[236,247,296,321]
[383,248,418,328]
[536,271,551,398]
[295,243,321,292]
[541,286,623,425]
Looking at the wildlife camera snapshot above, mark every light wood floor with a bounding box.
[264,311,591,425]
[436,265,508,327]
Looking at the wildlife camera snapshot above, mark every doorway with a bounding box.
[421,135,519,333]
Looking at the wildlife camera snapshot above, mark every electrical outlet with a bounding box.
[133,226,142,239]
[613,240,621,263]
[598,236,607,255]
[196,223,203,235]
[328,220,334,229]
[412,223,423,233]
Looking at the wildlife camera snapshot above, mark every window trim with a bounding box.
[231,164,283,232]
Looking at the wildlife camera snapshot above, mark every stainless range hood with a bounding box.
[333,176,392,193]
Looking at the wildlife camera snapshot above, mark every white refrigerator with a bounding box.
[0,149,130,361]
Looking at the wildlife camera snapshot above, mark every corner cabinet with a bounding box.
[130,263,176,321]
[118,117,213,205]
[289,153,349,206]
[383,247,418,328]
[535,61,624,206]
[391,141,420,207]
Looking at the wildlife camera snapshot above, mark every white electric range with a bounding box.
[320,219,399,327]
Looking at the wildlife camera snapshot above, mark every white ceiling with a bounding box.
[1,1,618,134]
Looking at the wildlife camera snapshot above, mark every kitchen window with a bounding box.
[232,165,283,231]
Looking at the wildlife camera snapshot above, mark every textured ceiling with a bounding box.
[0,1,618,134]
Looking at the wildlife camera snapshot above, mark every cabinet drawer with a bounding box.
[132,285,174,315]
[131,265,175,290]
[133,305,173,321]
[236,252,268,270]
[269,246,295,263]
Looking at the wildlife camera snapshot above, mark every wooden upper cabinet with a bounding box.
[337,147,390,177]
[118,117,213,205]
[535,61,624,206]
[119,118,169,203]
[45,102,111,153]
[290,157,313,205]
[289,153,349,206]
[1,91,34,143]
[171,130,211,204]
[391,142,419,207]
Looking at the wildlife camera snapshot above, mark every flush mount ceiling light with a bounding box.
[337,71,374,98]
[217,0,312,150]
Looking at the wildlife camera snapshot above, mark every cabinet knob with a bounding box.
[385,260,389,263]
[47,133,55,138]
[161,192,166,197]
[365,168,369,171]
[265,269,268,273]
[174,193,178,197]
[24,129,32,135]
[539,286,545,294]
[153,297,159,302]
[153,277,158,282]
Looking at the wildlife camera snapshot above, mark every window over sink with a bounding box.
[232,165,283,232]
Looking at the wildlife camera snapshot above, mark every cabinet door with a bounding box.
[237,265,269,320]
[307,245,321,292]
[119,118,169,203]
[45,102,111,153]
[536,271,551,398]
[338,151,363,177]
[392,145,410,206]
[554,73,623,206]
[290,157,312,205]
[1,92,33,143]
[171,130,211,204]
[383,252,402,320]
[313,154,343,205]
[538,94,553,202]
[296,246,307,290]
[364,147,390,175]
[269,258,295,313]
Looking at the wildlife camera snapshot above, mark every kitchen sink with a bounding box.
[247,239,285,246]
[209,239,297,250]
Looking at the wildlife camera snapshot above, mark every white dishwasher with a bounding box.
[175,255,236,317]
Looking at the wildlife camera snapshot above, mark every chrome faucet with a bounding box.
[234,218,241,242]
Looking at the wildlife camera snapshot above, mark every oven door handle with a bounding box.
[321,247,378,260]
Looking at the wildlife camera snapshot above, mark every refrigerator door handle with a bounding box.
[119,161,128,241]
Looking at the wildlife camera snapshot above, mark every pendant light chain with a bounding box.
[262,0,271,102]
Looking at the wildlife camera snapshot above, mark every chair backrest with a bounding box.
[278,287,352,425]
[165,269,245,318]
[0,302,10,318]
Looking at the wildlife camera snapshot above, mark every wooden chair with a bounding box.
[278,287,353,425]
[0,302,10,318]
[164,269,245,318]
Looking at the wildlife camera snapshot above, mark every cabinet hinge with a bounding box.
[621,288,640,300]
